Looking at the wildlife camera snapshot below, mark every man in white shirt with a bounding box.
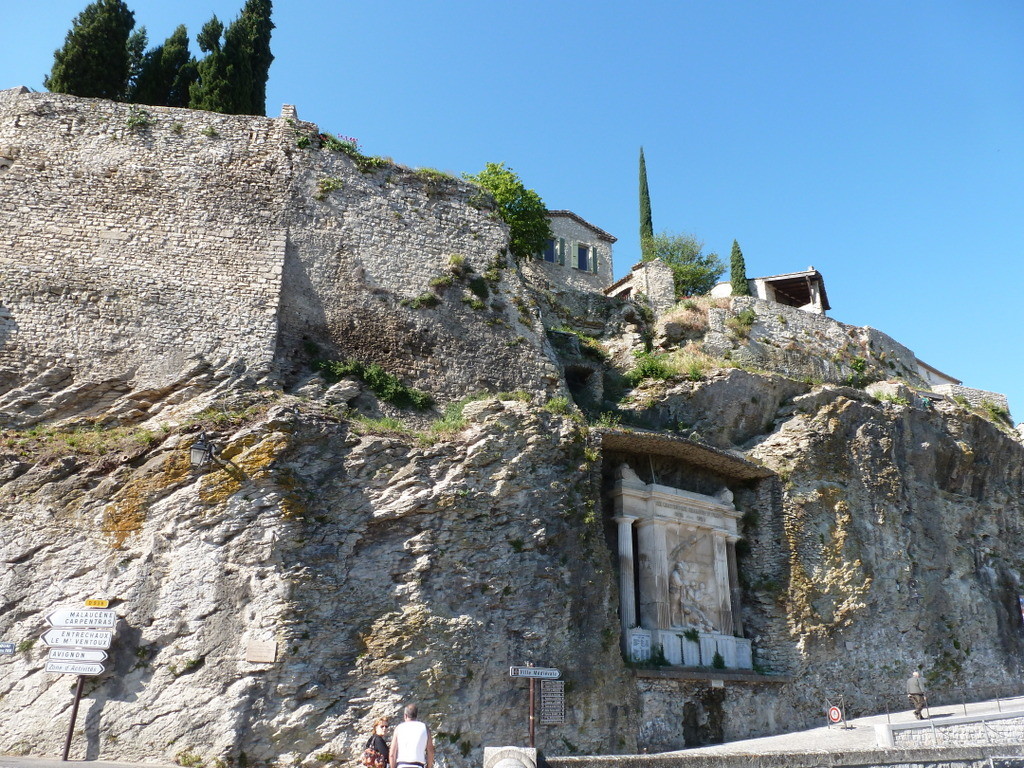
[389,703,434,768]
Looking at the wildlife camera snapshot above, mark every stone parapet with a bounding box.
[877,709,1024,750]
[933,383,1010,413]
[546,747,1024,768]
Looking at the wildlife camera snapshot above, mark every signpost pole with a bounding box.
[529,677,536,749]
[61,675,85,761]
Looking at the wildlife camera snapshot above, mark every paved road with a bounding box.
[673,694,1024,756]
[0,758,173,768]
[3,696,1023,767]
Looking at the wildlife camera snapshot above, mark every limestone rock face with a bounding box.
[739,391,1024,720]
[3,88,1024,764]
[618,368,810,449]
[0,397,637,765]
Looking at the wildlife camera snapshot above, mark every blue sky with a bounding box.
[4,0,1023,421]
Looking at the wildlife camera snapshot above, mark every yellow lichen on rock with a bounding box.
[198,431,291,507]
[102,447,193,549]
[785,487,871,641]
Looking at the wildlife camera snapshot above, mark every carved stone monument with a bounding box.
[612,463,752,669]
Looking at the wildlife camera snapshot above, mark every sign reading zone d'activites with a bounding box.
[45,661,104,676]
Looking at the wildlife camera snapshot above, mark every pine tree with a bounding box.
[131,26,197,107]
[730,240,751,296]
[639,147,654,261]
[44,0,136,100]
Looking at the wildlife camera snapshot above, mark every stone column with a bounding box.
[636,519,669,629]
[614,516,638,634]
[713,534,733,636]
[727,538,744,637]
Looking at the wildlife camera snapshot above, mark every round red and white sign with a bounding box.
[827,706,842,723]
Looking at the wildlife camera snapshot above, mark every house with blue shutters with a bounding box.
[533,210,616,292]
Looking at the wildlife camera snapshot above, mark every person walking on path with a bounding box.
[389,703,434,768]
[906,671,927,719]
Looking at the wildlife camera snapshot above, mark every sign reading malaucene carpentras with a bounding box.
[41,606,117,676]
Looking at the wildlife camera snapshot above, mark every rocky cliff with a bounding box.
[2,89,1024,767]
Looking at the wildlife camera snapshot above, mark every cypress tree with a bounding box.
[639,147,654,261]
[234,0,274,115]
[124,27,148,100]
[189,16,233,113]
[730,240,751,296]
[131,26,197,107]
[44,0,136,100]
[189,1,274,115]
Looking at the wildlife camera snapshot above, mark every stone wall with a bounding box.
[882,710,1024,750]
[0,88,562,415]
[0,88,290,395]
[932,384,1009,413]
[548,748,1024,768]
[275,145,559,400]
[698,297,926,389]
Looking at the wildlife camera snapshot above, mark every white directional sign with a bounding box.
[41,629,113,649]
[45,661,104,676]
[46,608,117,629]
[48,648,108,663]
[509,666,560,679]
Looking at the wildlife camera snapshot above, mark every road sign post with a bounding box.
[41,603,119,761]
[509,665,561,748]
[62,676,85,761]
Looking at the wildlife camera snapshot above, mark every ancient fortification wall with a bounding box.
[0,87,290,393]
[0,88,560,412]
[275,141,559,399]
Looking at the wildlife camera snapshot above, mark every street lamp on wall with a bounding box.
[190,432,215,469]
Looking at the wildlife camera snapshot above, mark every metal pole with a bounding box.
[62,675,85,761]
[529,677,536,748]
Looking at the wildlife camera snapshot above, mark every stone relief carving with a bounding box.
[669,560,715,631]
[617,462,642,483]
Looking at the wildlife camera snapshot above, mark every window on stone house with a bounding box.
[540,238,556,263]
[576,243,592,271]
